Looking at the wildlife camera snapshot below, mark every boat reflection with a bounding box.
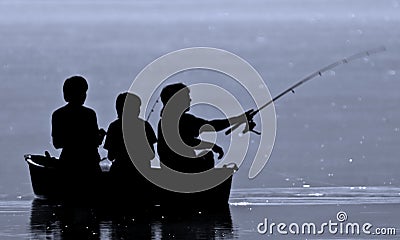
[30,198,237,239]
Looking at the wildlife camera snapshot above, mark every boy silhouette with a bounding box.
[51,76,106,198]
[104,92,157,177]
[157,83,250,173]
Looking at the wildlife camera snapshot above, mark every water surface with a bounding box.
[0,0,399,238]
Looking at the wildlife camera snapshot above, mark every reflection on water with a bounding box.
[0,186,397,239]
[29,199,237,239]
[230,186,400,205]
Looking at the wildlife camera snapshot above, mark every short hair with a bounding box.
[63,76,88,102]
[116,92,141,118]
[160,83,188,105]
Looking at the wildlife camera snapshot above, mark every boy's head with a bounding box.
[116,92,141,118]
[160,83,188,105]
[63,76,88,105]
[160,83,191,113]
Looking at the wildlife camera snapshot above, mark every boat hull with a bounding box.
[24,154,234,209]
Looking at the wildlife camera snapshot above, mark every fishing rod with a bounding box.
[225,46,387,135]
[146,97,160,121]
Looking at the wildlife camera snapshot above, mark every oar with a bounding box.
[225,46,386,135]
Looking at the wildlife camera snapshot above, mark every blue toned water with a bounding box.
[1,188,400,239]
[230,187,400,206]
[0,0,400,238]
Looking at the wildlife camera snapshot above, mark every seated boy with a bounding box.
[104,92,157,178]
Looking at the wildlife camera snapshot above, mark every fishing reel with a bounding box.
[242,117,260,135]
[225,109,261,135]
[242,109,261,135]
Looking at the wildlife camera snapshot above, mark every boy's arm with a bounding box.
[145,122,157,153]
[103,125,115,160]
[200,110,253,133]
[51,112,64,149]
[89,110,106,146]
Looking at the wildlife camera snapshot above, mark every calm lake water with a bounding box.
[0,0,399,239]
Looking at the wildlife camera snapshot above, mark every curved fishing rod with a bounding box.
[225,46,386,135]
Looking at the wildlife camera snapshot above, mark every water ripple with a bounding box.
[229,186,400,206]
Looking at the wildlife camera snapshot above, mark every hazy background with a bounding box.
[0,0,399,198]
[1,1,400,239]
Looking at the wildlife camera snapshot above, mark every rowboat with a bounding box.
[24,154,234,210]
